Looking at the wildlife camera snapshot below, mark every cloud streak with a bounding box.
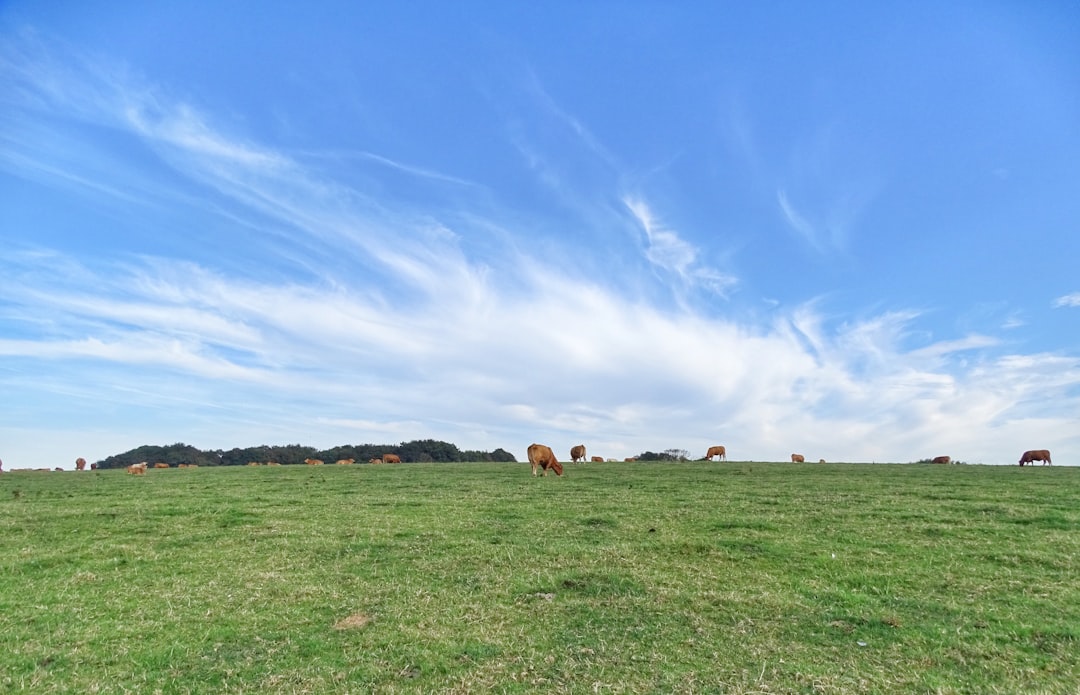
[1054,292,1080,308]
[624,196,738,297]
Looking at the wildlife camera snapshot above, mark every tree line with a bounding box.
[634,449,691,461]
[94,440,518,469]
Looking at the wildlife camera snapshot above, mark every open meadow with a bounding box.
[1,461,1077,694]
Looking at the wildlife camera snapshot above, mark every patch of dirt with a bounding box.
[333,613,372,630]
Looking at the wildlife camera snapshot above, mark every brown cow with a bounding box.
[528,443,563,477]
[705,445,726,461]
[931,456,951,465]
[267,462,281,466]
[791,454,805,463]
[368,458,382,464]
[335,458,355,465]
[304,458,324,466]
[154,463,169,469]
[1019,449,1052,466]
[247,461,262,466]
[591,456,604,462]
[90,463,99,470]
[383,454,401,464]
[624,457,637,462]
[127,462,148,475]
[75,457,87,471]
[570,445,586,463]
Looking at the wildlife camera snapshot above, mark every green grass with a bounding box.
[1,462,1077,693]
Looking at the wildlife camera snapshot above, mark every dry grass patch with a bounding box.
[333,612,372,630]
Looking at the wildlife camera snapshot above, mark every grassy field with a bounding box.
[1,461,1077,694]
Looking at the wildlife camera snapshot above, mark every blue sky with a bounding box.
[2,1,1078,468]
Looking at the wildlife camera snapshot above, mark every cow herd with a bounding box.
[522,443,1057,477]
[0,447,1058,475]
[121,454,404,471]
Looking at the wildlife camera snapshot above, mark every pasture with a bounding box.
[1,461,1077,694]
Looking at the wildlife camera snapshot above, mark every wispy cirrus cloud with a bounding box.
[773,121,879,254]
[777,189,819,249]
[2,32,1077,468]
[623,196,737,296]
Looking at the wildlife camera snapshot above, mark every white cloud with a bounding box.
[4,244,1080,467]
[1053,292,1080,308]
[1001,314,1025,329]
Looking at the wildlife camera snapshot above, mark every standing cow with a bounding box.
[570,445,587,463]
[791,454,805,463]
[931,456,951,465]
[528,443,563,477]
[75,457,87,471]
[1019,449,1052,466]
[705,445,726,461]
[383,454,402,464]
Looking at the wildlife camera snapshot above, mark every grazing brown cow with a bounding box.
[705,445,726,461]
[1019,449,1052,466]
[335,458,355,465]
[570,445,587,463]
[154,463,169,469]
[127,462,148,475]
[791,454,805,463]
[383,454,401,464]
[75,457,87,471]
[591,456,604,462]
[527,443,563,477]
[368,458,382,464]
[624,457,637,462]
[304,458,324,466]
[931,456,951,464]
